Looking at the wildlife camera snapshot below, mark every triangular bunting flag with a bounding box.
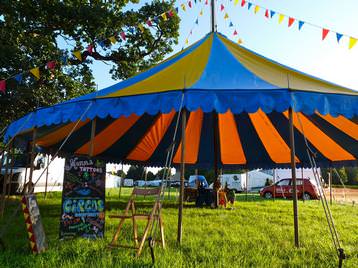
[322,28,329,40]
[181,3,186,11]
[153,17,159,24]
[265,9,269,18]
[26,223,31,229]
[46,61,56,70]
[233,30,238,36]
[270,10,276,18]
[109,36,117,44]
[25,216,32,224]
[349,37,357,49]
[30,67,40,80]
[278,14,285,24]
[238,38,243,44]
[205,0,208,5]
[0,80,5,93]
[336,33,343,43]
[29,233,35,242]
[30,241,36,249]
[72,51,82,61]
[168,10,174,17]
[224,13,229,19]
[14,73,23,84]
[229,21,234,27]
[195,18,199,24]
[241,0,246,7]
[298,21,305,30]
[234,0,239,6]
[175,7,179,13]
[185,38,189,45]
[146,19,153,27]
[120,32,126,41]
[86,44,94,54]
[288,17,295,27]
[98,40,106,48]
[161,13,168,21]
[254,5,260,14]
[221,4,224,11]
[199,9,203,16]
[138,24,145,33]
[188,1,192,8]
[248,3,253,10]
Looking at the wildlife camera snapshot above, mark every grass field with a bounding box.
[0,188,357,268]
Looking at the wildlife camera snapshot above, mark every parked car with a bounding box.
[259,178,319,200]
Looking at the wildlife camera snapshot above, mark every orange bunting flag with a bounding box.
[238,38,243,44]
[254,5,260,14]
[138,24,145,33]
[161,12,168,21]
[30,67,40,80]
[349,37,357,49]
[288,17,295,27]
[322,28,329,40]
[72,51,82,61]
[224,13,229,19]
[278,14,285,24]
[109,36,117,44]
[181,4,186,11]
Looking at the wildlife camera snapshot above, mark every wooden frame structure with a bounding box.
[109,187,165,257]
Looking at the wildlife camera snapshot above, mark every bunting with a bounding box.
[298,21,305,30]
[254,5,260,14]
[349,37,357,49]
[322,28,329,40]
[278,14,285,24]
[288,17,295,27]
[241,0,246,7]
[0,80,5,93]
[30,68,40,80]
[72,51,82,61]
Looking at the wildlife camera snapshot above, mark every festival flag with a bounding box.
[61,55,68,64]
[278,14,285,24]
[153,17,159,24]
[349,37,357,49]
[181,3,186,11]
[109,36,117,44]
[241,0,246,7]
[298,21,305,30]
[161,13,168,21]
[205,0,208,5]
[185,38,189,45]
[233,30,238,35]
[229,21,234,27]
[200,9,203,16]
[224,13,229,19]
[288,17,295,27]
[270,10,276,18]
[265,9,269,18]
[15,73,23,84]
[72,51,82,61]
[30,67,40,80]
[188,1,192,8]
[221,4,224,11]
[322,28,329,40]
[248,3,252,10]
[138,24,145,33]
[336,33,343,43]
[86,44,94,54]
[175,7,179,13]
[46,61,56,70]
[195,18,199,24]
[146,19,153,27]
[168,10,174,17]
[234,0,239,6]
[120,32,126,41]
[254,5,260,14]
[0,80,6,93]
[238,38,243,44]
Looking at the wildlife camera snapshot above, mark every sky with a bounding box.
[91,0,358,91]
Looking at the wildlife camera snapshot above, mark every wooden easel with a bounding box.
[108,187,165,257]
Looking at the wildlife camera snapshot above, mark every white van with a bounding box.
[219,174,245,192]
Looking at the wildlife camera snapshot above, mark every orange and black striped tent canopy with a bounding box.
[5,33,358,168]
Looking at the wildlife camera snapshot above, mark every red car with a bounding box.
[260,178,319,200]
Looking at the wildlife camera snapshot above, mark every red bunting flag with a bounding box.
[188,1,192,8]
[221,4,224,11]
[205,0,208,5]
[0,80,5,93]
[288,17,295,27]
[120,32,126,41]
[146,19,153,27]
[241,0,246,7]
[265,9,269,18]
[322,28,330,40]
[233,30,238,36]
[168,10,174,17]
[86,44,94,54]
[46,61,56,70]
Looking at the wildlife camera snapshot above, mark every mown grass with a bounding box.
[0,188,357,268]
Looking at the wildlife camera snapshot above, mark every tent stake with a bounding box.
[177,109,186,244]
[289,108,299,247]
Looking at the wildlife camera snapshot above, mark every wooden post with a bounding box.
[0,144,11,217]
[28,129,37,194]
[289,108,299,247]
[213,112,219,180]
[273,169,276,201]
[301,168,304,202]
[177,109,186,244]
[89,118,96,157]
[7,146,15,199]
[245,171,248,201]
[44,154,50,198]
[329,167,332,205]
[119,163,123,199]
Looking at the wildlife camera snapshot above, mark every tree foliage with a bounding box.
[126,165,145,180]
[0,0,180,131]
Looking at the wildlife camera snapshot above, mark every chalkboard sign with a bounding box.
[21,195,47,253]
[60,156,106,239]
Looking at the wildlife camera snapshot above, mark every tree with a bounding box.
[156,168,172,180]
[146,171,156,181]
[116,169,126,178]
[0,1,180,131]
[126,165,145,181]
[346,167,358,185]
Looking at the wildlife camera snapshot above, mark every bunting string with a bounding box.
[233,0,357,50]
[1,0,201,95]
[220,1,244,45]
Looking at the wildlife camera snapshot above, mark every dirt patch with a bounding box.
[324,187,358,204]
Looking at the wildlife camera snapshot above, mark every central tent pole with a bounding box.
[289,108,299,247]
[211,0,216,33]
[177,109,186,244]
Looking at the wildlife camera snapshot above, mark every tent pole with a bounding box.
[0,142,12,217]
[210,0,216,32]
[7,146,15,199]
[44,154,49,199]
[89,118,96,157]
[213,112,219,179]
[177,109,186,244]
[245,171,248,201]
[329,167,332,205]
[289,108,299,247]
[28,128,37,194]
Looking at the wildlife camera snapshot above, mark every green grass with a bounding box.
[0,188,357,268]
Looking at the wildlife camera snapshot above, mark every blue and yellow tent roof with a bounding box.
[4,32,358,168]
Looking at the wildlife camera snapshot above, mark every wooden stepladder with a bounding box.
[109,187,165,257]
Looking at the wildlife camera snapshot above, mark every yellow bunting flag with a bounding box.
[238,38,243,44]
[138,24,145,33]
[161,13,168,21]
[109,36,117,44]
[224,13,229,19]
[199,9,203,16]
[278,14,285,24]
[349,37,357,49]
[30,67,40,80]
[72,51,82,61]
[234,0,239,6]
[185,38,189,45]
[181,4,186,11]
[254,5,260,14]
